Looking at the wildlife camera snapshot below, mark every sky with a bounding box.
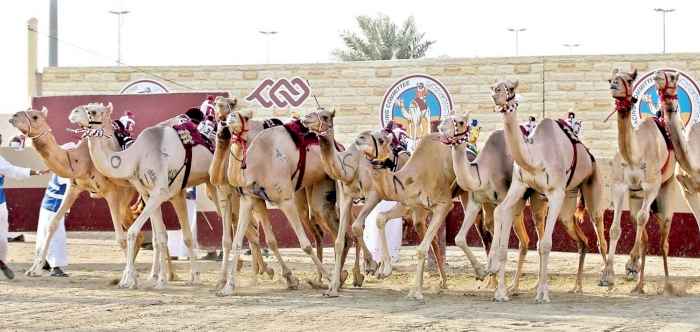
[0,0,694,113]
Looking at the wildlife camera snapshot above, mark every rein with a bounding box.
[17,111,50,151]
[603,75,638,123]
[493,83,519,113]
[438,118,469,146]
[310,112,334,137]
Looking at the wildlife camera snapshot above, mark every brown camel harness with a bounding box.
[231,115,343,192]
[603,74,675,175]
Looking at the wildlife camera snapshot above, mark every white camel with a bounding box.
[394,98,430,139]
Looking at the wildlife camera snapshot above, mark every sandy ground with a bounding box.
[3,234,700,332]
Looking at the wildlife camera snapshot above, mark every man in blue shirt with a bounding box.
[0,133,50,279]
[35,142,76,277]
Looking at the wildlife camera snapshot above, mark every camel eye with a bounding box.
[459,121,464,125]
[322,116,328,120]
[378,139,384,144]
[608,79,612,83]
[243,117,249,121]
[627,80,632,84]
[33,116,38,120]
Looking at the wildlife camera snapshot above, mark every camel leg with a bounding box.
[405,201,453,300]
[598,180,629,288]
[376,204,411,279]
[326,187,354,297]
[119,187,145,264]
[217,195,255,296]
[27,183,82,277]
[170,191,201,285]
[251,198,298,290]
[680,187,700,237]
[119,193,167,290]
[533,189,567,304]
[558,191,588,294]
[507,198,531,293]
[654,178,676,288]
[213,188,234,292]
[309,179,347,291]
[294,189,325,283]
[144,205,170,290]
[351,191,381,276]
[410,208,448,289]
[582,167,608,267]
[277,198,332,278]
[486,181,528,302]
[454,194,487,282]
[627,182,660,287]
[480,202,499,289]
[529,194,548,291]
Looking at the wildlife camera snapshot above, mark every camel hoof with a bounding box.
[216,283,236,296]
[306,279,327,290]
[143,275,158,288]
[322,289,339,298]
[212,281,226,293]
[630,285,645,294]
[265,267,275,280]
[339,270,349,286]
[168,272,179,282]
[364,259,379,275]
[492,289,509,302]
[405,288,424,300]
[284,273,299,290]
[625,268,638,279]
[353,272,365,288]
[568,285,584,294]
[185,277,203,285]
[25,270,42,277]
[507,283,519,293]
[146,279,166,291]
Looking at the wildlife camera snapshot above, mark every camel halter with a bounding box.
[17,111,50,151]
[603,75,638,123]
[310,112,334,137]
[493,83,519,113]
[437,118,469,146]
[68,107,112,139]
[230,112,249,169]
[657,73,679,113]
[364,134,398,171]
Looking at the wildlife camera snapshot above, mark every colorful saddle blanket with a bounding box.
[172,121,215,154]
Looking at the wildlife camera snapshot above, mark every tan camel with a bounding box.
[301,108,433,297]
[394,98,429,139]
[212,98,346,290]
[437,111,549,292]
[354,130,464,300]
[68,102,217,290]
[597,69,677,293]
[7,108,173,278]
[486,79,607,303]
[658,70,700,240]
[214,107,343,296]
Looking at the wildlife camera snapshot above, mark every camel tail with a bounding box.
[574,187,586,224]
[130,193,146,220]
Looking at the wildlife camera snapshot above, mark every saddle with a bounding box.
[651,117,674,174]
[554,119,596,188]
[169,121,215,190]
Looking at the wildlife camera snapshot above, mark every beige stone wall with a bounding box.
[39,53,700,158]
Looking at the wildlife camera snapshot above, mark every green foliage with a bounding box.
[331,14,436,61]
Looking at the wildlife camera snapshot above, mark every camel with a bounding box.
[214,106,344,296]
[68,102,216,290]
[354,130,466,300]
[394,98,429,139]
[658,70,700,240]
[437,111,549,292]
[303,108,467,297]
[7,108,174,279]
[597,69,677,293]
[485,79,607,303]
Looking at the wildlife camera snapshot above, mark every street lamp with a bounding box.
[259,31,278,64]
[109,9,130,65]
[654,8,675,53]
[507,28,526,56]
[563,43,580,55]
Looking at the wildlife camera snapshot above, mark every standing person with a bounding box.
[7,133,28,242]
[565,109,582,135]
[167,187,198,260]
[523,114,537,135]
[35,142,76,277]
[0,136,50,279]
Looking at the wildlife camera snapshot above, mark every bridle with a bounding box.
[438,118,469,146]
[17,111,51,151]
[67,106,112,139]
[603,74,638,123]
[310,112,334,137]
[364,133,398,171]
[657,72,679,113]
[493,83,519,113]
[229,112,250,169]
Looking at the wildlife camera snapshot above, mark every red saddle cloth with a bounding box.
[171,121,215,154]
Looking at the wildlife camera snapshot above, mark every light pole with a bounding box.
[654,8,675,53]
[109,9,130,65]
[563,43,580,55]
[507,28,526,56]
[259,31,278,64]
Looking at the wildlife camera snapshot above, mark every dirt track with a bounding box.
[2,235,700,331]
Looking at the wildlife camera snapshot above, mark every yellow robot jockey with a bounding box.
[466,118,481,155]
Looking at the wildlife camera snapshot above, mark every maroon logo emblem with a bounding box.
[245,77,311,108]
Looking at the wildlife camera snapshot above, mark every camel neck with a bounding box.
[615,108,639,165]
[450,141,482,191]
[32,131,89,179]
[86,123,134,180]
[501,111,537,173]
[226,139,247,187]
[210,127,232,186]
[663,100,696,172]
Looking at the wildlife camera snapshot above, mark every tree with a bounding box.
[331,14,436,61]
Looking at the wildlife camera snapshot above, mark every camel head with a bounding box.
[226,109,253,137]
[69,102,113,129]
[437,110,470,145]
[394,98,405,108]
[301,108,335,135]
[9,107,50,137]
[491,79,520,111]
[653,70,680,97]
[608,68,638,100]
[354,130,394,168]
[214,96,238,122]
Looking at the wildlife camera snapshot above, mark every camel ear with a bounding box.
[512,80,519,90]
[493,78,499,84]
[330,109,336,118]
[385,132,394,143]
[106,102,113,115]
[612,68,619,75]
[630,69,638,80]
[448,110,455,116]
[41,107,48,118]
[230,97,238,109]
[241,109,254,119]
[671,71,680,84]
